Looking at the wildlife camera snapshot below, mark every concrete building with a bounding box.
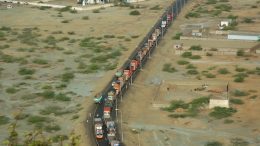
[219,19,232,30]
[228,31,260,41]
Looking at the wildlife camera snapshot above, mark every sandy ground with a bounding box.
[121,1,260,146]
[0,0,173,145]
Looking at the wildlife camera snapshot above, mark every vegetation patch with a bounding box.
[177,60,189,65]
[230,98,244,104]
[209,107,237,119]
[185,12,200,18]
[214,4,232,11]
[232,89,249,97]
[0,115,10,125]
[187,69,199,75]
[163,97,209,118]
[130,10,141,15]
[150,5,162,10]
[224,119,234,124]
[33,59,48,65]
[218,68,229,74]
[189,45,202,51]
[27,115,50,124]
[205,141,223,146]
[93,9,100,13]
[18,68,35,75]
[82,16,89,20]
[55,93,71,101]
[45,124,61,132]
[172,32,183,40]
[230,138,249,146]
[189,55,201,59]
[182,52,192,58]
[162,63,177,73]
[204,73,216,78]
[61,72,75,82]
[40,90,56,99]
[6,87,19,94]
[236,49,245,56]
[186,64,196,69]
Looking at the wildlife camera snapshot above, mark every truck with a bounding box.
[106,121,116,144]
[104,98,113,108]
[94,118,103,139]
[103,107,111,121]
[110,140,120,146]
[94,93,103,104]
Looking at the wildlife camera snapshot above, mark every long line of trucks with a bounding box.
[93,11,175,146]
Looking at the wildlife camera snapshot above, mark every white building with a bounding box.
[219,19,232,30]
[228,31,260,41]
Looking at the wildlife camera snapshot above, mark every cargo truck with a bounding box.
[94,117,103,139]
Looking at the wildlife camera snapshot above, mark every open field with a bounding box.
[0,0,173,145]
[121,0,260,146]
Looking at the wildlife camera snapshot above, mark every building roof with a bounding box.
[228,31,260,36]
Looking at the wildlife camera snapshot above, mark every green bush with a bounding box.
[0,116,10,125]
[93,9,100,13]
[55,93,71,101]
[33,59,48,65]
[232,90,249,96]
[162,100,188,112]
[186,64,196,69]
[82,16,89,20]
[189,55,201,59]
[206,0,217,4]
[236,49,245,56]
[45,124,61,132]
[218,68,229,74]
[40,90,55,99]
[185,12,200,18]
[235,67,246,72]
[243,18,254,23]
[130,10,141,15]
[162,63,177,73]
[209,107,237,119]
[70,9,77,13]
[39,6,51,10]
[104,34,115,38]
[182,52,192,58]
[61,20,70,23]
[177,60,189,65]
[215,4,232,11]
[0,26,11,31]
[205,141,223,146]
[219,0,229,2]
[224,119,234,124]
[18,68,35,75]
[234,77,244,82]
[205,73,216,78]
[230,138,249,146]
[150,5,161,10]
[40,106,62,115]
[172,32,183,40]
[249,95,257,99]
[27,115,50,124]
[230,98,244,104]
[189,45,202,51]
[61,72,74,82]
[6,87,18,94]
[187,69,199,75]
[52,135,68,143]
